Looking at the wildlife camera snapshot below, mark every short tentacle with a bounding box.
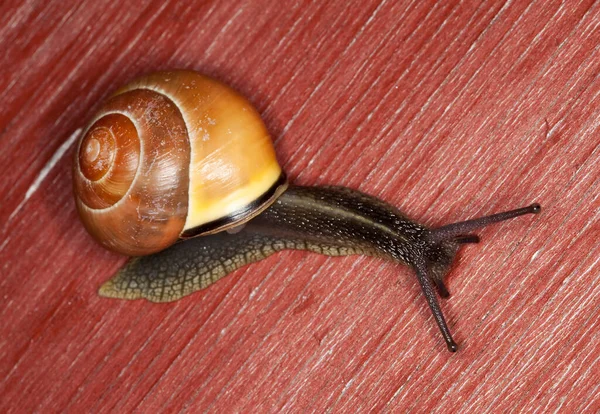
[432,276,450,298]
[455,235,480,244]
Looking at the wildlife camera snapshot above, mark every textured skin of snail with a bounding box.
[98,183,540,352]
[98,184,540,352]
[100,185,458,303]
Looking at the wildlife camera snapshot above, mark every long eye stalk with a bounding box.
[428,204,541,243]
[413,259,458,352]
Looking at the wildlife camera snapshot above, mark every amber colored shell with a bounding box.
[73,70,287,256]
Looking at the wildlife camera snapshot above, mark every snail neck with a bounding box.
[248,185,430,264]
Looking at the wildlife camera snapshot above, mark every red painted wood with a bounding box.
[1,0,599,412]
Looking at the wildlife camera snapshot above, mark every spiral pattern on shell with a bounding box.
[73,70,286,256]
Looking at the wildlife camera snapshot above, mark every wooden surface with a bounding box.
[1,0,599,412]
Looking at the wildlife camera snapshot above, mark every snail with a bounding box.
[73,70,541,352]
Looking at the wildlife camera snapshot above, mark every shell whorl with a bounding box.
[76,113,139,208]
[74,88,191,256]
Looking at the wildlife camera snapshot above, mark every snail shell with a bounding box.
[73,70,287,256]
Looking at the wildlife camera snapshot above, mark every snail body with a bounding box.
[74,70,541,352]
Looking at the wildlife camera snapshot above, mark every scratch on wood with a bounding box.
[0,236,10,253]
[204,7,245,58]
[7,128,81,224]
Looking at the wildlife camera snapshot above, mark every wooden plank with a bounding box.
[1,0,599,412]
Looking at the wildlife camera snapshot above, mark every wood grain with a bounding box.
[1,0,599,412]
